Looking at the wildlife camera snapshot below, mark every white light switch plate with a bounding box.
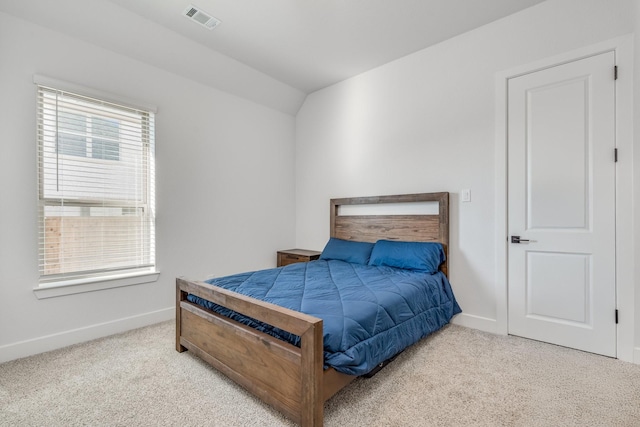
[461,189,471,202]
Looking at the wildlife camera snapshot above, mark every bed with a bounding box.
[176,192,459,426]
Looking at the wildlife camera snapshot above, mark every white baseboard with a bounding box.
[0,307,174,364]
[451,312,498,334]
[452,314,640,362]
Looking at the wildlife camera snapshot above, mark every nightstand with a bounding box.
[277,249,321,267]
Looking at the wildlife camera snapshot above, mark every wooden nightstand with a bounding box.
[277,249,321,267]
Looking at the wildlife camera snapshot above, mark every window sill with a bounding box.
[33,271,160,299]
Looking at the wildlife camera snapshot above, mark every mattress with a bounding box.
[187,259,461,376]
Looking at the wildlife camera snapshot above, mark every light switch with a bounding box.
[461,189,471,202]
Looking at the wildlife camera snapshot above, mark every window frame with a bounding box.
[33,75,158,297]
[56,112,121,161]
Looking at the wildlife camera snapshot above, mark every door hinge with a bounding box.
[614,66,618,80]
[615,148,618,162]
[615,309,619,324]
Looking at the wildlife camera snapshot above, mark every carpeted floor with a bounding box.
[1,321,639,426]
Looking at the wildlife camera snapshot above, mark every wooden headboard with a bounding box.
[330,192,449,275]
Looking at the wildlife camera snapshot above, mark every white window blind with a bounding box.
[37,84,156,284]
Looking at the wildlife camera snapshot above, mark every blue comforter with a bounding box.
[187,260,461,376]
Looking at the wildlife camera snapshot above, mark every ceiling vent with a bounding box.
[182,5,221,30]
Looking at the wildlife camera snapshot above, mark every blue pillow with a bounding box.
[368,240,446,273]
[319,238,374,265]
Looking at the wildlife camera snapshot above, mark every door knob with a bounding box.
[511,236,530,244]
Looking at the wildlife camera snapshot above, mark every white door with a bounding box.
[507,51,616,357]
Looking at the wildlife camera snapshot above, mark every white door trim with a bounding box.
[494,35,635,363]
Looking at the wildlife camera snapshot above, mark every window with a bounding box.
[57,112,120,161]
[37,82,156,285]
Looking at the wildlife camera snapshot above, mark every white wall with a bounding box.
[2,0,638,364]
[295,0,637,349]
[0,12,296,362]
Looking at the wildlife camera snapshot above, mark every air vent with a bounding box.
[182,5,221,30]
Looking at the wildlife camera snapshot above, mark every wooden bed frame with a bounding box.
[176,192,449,426]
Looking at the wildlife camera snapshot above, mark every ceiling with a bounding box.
[0,0,547,113]
[105,0,547,93]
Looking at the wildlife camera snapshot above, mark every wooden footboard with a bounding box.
[176,278,355,426]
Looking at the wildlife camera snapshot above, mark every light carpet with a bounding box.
[1,321,639,426]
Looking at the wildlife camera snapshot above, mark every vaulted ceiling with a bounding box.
[0,0,547,113]
[106,0,547,93]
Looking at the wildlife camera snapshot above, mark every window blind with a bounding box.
[37,85,156,284]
